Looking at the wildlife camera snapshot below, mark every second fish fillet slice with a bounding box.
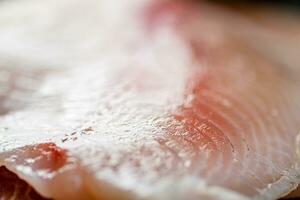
[0,0,300,199]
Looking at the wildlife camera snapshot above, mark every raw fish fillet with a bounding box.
[0,0,300,199]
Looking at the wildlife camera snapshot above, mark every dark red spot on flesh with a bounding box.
[29,143,67,171]
[7,143,68,173]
